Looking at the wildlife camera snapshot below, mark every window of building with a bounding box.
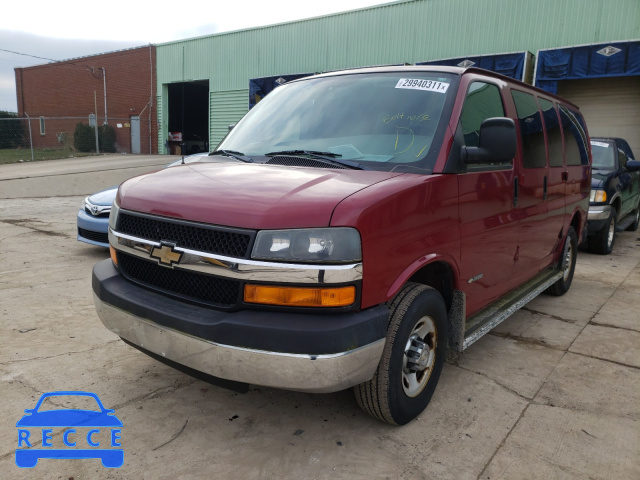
[511,90,546,168]
[39,117,45,136]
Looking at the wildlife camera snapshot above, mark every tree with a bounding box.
[73,123,95,152]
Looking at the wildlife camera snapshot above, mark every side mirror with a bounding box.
[462,117,517,164]
[625,160,640,172]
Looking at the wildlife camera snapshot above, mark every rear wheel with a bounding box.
[546,226,578,296]
[588,208,617,255]
[354,283,448,425]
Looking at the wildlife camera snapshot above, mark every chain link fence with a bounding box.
[0,115,154,164]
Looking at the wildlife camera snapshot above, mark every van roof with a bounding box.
[304,65,580,110]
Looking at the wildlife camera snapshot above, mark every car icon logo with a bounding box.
[15,391,123,468]
[91,205,100,216]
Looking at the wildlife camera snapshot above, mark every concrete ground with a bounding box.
[1,155,638,479]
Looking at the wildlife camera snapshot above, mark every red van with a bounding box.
[92,66,590,425]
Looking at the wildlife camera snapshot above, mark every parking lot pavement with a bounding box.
[0,154,173,199]
[1,159,639,479]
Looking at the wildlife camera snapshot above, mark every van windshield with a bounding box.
[218,72,457,172]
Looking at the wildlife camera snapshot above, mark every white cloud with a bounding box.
[0,0,388,110]
[2,1,387,42]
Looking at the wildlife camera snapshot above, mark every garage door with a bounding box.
[557,76,640,157]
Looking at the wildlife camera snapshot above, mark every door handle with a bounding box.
[561,171,569,181]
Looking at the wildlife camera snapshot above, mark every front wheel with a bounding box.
[588,208,617,255]
[354,283,448,425]
[546,226,578,296]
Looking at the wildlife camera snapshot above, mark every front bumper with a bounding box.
[77,208,109,247]
[587,204,611,235]
[587,204,611,221]
[92,260,388,393]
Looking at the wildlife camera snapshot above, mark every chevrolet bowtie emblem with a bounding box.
[150,242,182,267]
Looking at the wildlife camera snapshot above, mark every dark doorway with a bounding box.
[168,80,209,154]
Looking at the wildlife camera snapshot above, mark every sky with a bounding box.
[0,0,391,112]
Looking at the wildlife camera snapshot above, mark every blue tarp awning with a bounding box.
[417,52,529,81]
[535,40,640,94]
[249,73,312,109]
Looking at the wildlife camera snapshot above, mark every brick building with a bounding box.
[15,45,157,154]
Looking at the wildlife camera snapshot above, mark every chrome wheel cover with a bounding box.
[402,315,437,398]
[562,235,574,282]
[607,221,615,249]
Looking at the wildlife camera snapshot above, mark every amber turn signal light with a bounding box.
[110,246,118,266]
[244,284,355,307]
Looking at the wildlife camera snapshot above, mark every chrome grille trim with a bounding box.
[109,228,363,284]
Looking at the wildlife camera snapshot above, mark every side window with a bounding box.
[460,82,505,147]
[511,90,546,168]
[559,106,589,166]
[618,149,628,170]
[458,81,509,170]
[539,98,564,167]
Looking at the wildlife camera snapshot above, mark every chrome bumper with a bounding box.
[587,204,611,221]
[94,294,385,393]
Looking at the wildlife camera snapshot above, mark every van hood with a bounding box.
[117,163,402,230]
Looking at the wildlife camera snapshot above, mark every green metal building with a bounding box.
[156,0,640,154]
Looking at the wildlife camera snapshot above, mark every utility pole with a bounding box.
[101,67,108,125]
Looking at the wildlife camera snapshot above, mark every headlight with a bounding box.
[109,200,120,230]
[590,189,606,203]
[252,228,361,263]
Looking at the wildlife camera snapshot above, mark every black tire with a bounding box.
[546,226,578,296]
[588,208,617,255]
[354,283,448,425]
[626,207,639,232]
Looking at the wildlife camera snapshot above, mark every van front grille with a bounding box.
[117,252,241,308]
[118,212,254,258]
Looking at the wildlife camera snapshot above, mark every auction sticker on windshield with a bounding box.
[395,79,449,93]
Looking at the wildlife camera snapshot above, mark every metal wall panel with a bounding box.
[558,77,640,156]
[210,90,249,147]
[156,0,640,149]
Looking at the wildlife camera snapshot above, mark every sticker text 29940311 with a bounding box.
[395,79,449,93]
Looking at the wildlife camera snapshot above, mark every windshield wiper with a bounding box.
[266,149,342,158]
[265,150,369,170]
[209,150,253,163]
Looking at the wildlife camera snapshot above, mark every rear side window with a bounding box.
[539,98,564,167]
[559,106,589,166]
[511,90,546,168]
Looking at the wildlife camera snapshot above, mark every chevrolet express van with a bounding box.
[93,66,590,425]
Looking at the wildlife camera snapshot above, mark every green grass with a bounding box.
[0,147,93,165]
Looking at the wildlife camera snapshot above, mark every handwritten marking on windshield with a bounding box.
[395,126,415,154]
[383,113,430,124]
